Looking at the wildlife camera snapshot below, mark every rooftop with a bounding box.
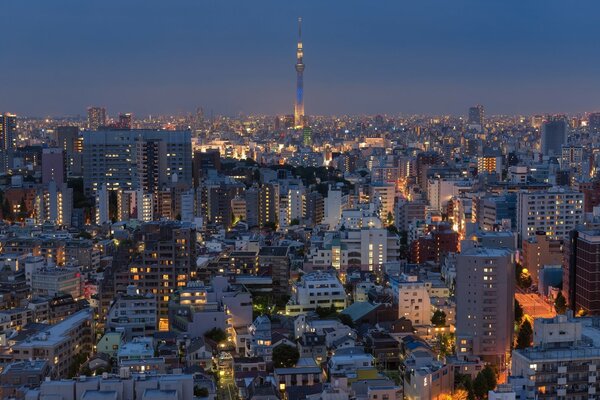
[16,308,91,347]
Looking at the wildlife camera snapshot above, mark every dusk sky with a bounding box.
[3,0,600,117]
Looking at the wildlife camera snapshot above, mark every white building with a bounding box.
[324,185,342,228]
[106,285,157,341]
[511,313,600,399]
[517,188,584,241]
[286,272,347,316]
[395,275,431,326]
[95,184,110,225]
[370,182,395,220]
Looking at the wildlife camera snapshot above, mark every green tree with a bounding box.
[437,332,455,358]
[431,310,447,327]
[386,211,394,226]
[455,373,476,400]
[272,344,299,368]
[472,365,497,399]
[514,299,524,324]
[338,313,354,328]
[263,221,277,231]
[290,218,300,226]
[204,328,227,343]
[194,386,209,397]
[554,291,567,314]
[516,320,533,349]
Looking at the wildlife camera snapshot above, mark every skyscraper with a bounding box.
[467,105,484,127]
[294,17,305,129]
[87,107,106,130]
[564,230,600,315]
[455,247,515,368]
[82,129,192,195]
[0,113,17,173]
[0,113,17,151]
[541,117,568,156]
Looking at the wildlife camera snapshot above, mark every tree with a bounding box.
[516,263,532,289]
[437,333,455,358]
[554,291,567,314]
[204,328,227,343]
[338,313,354,328]
[263,221,277,231]
[431,310,447,327]
[290,218,300,226]
[272,344,299,368]
[194,386,209,397]
[516,320,533,349]
[386,211,394,226]
[514,299,524,324]
[454,373,476,400]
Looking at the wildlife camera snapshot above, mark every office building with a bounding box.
[468,105,484,127]
[41,148,66,187]
[82,129,192,195]
[0,113,17,151]
[456,247,515,367]
[541,117,568,156]
[86,106,106,130]
[564,230,600,315]
[55,126,83,176]
[517,189,584,241]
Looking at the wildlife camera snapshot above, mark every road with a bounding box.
[218,376,236,400]
[515,290,556,320]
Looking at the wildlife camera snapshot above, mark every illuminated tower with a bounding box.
[294,17,305,129]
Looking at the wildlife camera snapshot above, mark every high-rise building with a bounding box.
[87,107,106,130]
[118,112,132,129]
[245,183,279,228]
[541,117,568,156]
[41,148,66,187]
[522,231,563,285]
[416,151,442,193]
[560,145,584,174]
[294,17,305,129]
[56,126,83,176]
[305,191,324,225]
[82,129,192,195]
[564,230,600,315]
[589,112,600,131]
[119,221,196,331]
[0,113,17,151]
[192,149,221,186]
[456,247,515,368]
[516,189,584,241]
[468,105,484,127]
[512,314,600,399]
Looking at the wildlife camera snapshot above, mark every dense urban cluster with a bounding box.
[1,103,600,400]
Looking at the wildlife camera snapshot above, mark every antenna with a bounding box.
[298,17,302,41]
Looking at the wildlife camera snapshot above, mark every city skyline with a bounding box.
[3,0,600,117]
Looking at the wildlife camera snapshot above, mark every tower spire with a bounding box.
[294,17,305,129]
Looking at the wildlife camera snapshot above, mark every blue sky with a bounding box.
[2,0,600,117]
